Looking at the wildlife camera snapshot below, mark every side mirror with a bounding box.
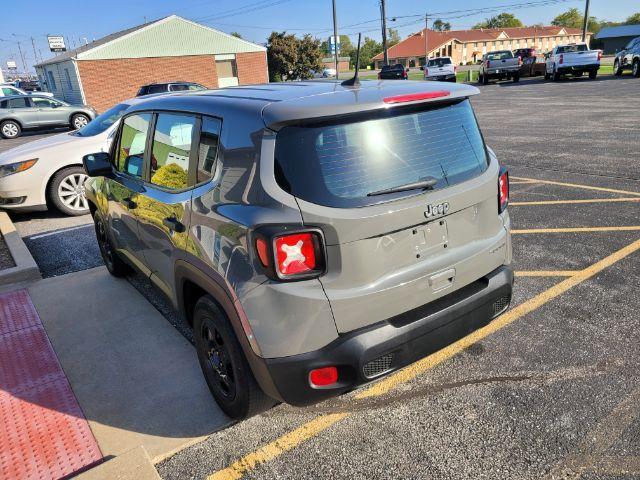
[83,152,112,177]
[419,66,424,70]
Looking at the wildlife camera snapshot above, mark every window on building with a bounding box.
[150,113,196,190]
[216,59,238,79]
[64,69,73,90]
[46,71,57,91]
[117,113,152,178]
[197,117,222,184]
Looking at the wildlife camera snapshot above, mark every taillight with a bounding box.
[309,367,338,387]
[498,167,509,214]
[454,65,457,73]
[402,69,407,78]
[254,227,326,281]
[597,50,602,60]
[518,55,523,66]
[378,72,381,79]
[559,54,564,64]
[487,60,491,68]
[424,67,429,76]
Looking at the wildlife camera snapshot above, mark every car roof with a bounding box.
[126,80,479,130]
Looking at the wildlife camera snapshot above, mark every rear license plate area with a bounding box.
[413,219,449,258]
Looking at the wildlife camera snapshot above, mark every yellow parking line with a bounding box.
[510,180,541,185]
[515,271,578,277]
[208,238,640,480]
[510,176,640,197]
[210,413,348,480]
[511,198,640,206]
[512,226,640,234]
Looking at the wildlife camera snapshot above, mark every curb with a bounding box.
[0,212,41,286]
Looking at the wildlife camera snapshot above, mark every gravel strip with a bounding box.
[0,233,16,270]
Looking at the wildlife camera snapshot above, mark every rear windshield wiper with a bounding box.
[367,177,438,197]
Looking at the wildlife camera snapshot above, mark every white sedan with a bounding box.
[0,98,140,216]
[1,84,54,98]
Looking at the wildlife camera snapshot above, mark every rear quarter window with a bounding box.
[274,99,489,208]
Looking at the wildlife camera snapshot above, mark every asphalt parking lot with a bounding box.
[4,73,640,479]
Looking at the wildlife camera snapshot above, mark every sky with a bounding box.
[1,0,637,74]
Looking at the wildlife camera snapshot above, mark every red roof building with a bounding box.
[372,26,590,68]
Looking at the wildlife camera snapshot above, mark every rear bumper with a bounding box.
[485,69,518,77]
[557,64,599,74]
[260,264,513,406]
[425,74,456,82]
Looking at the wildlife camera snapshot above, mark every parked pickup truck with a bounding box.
[545,43,601,81]
[378,64,408,80]
[479,50,521,84]
[513,48,546,77]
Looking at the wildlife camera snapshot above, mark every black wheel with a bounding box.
[48,166,90,216]
[633,60,640,78]
[512,74,520,83]
[613,59,622,76]
[194,295,274,420]
[0,120,21,139]
[71,113,90,130]
[94,214,129,277]
[482,73,489,85]
[553,70,561,81]
[477,74,483,84]
[544,72,550,80]
[589,70,597,79]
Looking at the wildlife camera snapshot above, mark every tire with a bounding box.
[633,60,640,78]
[194,295,274,420]
[0,120,21,139]
[71,113,90,130]
[94,213,129,277]
[512,74,520,83]
[589,70,597,79]
[482,73,489,85]
[477,74,483,85]
[613,59,622,76]
[48,166,90,216]
[553,70,561,81]
[544,72,550,81]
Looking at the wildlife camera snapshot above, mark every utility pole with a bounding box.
[332,0,339,79]
[30,37,39,65]
[380,0,388,66]
[424,13,429,66]
[581,0,590,43]
[16,41,27,76]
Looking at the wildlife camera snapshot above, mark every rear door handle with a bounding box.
[123,198,137,209]
[163,217,185,233]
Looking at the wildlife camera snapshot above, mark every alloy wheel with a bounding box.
[2,123,19,138]
[73,115,89,129]
[58,173,89,212]
[201,322,236,400]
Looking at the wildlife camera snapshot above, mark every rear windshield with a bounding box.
[486,51,513,60]
[428,58,452,67]
[274,99,488,208]
[556,44,588,53]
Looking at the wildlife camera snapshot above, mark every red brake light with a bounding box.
[498,168,509,213]
[309,367,338,387]
[454,65,458,73]
[424,67,429,76]
[378,72,381,79]
[518,55,522,66]
[383,90,450,104]
[275,232,318,277]
[597,50,602,60]
[559,54,564,64]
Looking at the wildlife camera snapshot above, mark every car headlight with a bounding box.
[0,159,38,178]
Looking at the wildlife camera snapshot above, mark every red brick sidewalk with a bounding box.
[0,289,102,480]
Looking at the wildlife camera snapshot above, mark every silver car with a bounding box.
[83,80,513,420]
[0,95,96,139]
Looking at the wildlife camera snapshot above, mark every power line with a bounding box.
[196,0,296,22]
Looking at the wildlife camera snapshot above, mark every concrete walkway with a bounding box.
[27,266,229,464]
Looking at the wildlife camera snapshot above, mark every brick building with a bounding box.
[373,26,590,68]
[35,15,268,112]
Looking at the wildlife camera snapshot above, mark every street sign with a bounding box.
[329,36,341,55]
[7,60,17,70]
[47,35,67,52]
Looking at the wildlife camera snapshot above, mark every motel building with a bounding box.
[372,26,591,68]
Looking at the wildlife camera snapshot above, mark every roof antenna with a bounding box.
[342,33,361,87]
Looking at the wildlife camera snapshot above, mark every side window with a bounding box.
[116,113,152,178]
[32,97,57,108]
[197,117,222,184]
[146,84,167,95]
[7,98,30,109]
[169,84,189,91]
[2,87,15,95]
[149,113,196,190]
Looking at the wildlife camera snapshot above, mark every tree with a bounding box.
[351,36,382,69]
[625,12,640,25]
[266,32,323,81]
[551,8,600,34]
[387,28,401,47]
[473,12,523,29]
[432,19,451,32]
[320,34,353,57]
[230,32,243,38]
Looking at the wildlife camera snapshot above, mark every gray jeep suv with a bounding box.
[83,80,513,419]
